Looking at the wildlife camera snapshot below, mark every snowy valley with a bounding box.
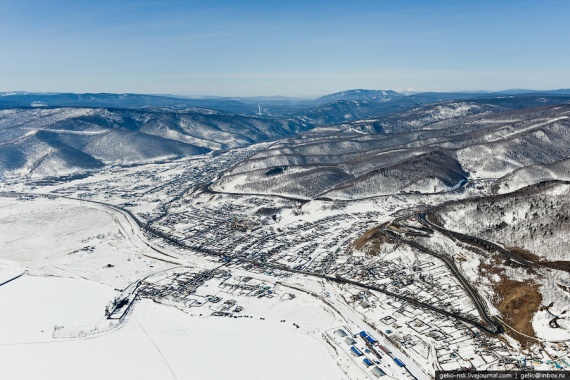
[1,90,570,380]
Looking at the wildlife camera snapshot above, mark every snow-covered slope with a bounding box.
[494,157,570,193]
[213,104,570,199]
[436,181,570,262]
[323,151,468,199]
[0,107,310,177]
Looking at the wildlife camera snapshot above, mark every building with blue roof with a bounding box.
[393,358,406,367]
[350,346,364,357]
[365,334,378,345]
[360,330,378,345]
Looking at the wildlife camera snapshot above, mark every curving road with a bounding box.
[0,191,504,335]
[380,224,503,334]
[419,212,533,266]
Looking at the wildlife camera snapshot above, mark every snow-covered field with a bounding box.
[0,274,114,344]
[0,197,172,288]
[0,298,346,380]
[0,197,350,380]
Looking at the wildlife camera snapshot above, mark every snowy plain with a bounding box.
[0,197,349,380]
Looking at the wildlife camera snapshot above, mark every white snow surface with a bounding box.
[0,197,170,288]
[0,274,114,344]
[532,309,570,342]
[0,299,346,380]
[0,196,348,380]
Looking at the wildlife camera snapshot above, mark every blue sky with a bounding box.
[1,0,569,97]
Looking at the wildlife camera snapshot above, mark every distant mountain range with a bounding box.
[1,89,569,179]
[2,88,569,114]
[212,98,570,199]
[0,107,310,177]
[0,92,260,114]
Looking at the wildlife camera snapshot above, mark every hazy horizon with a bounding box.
[2,87,570,100]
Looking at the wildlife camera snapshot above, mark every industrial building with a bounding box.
[345,337,357,345]
[371,366,387,377]
[335,329,348,337]
[350,346,364,357]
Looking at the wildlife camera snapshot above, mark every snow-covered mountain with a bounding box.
[213,103,570,199]
[313,89,403,104]
[436,180,570,263]
[0,107,310,177]
[2,91,570,181]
